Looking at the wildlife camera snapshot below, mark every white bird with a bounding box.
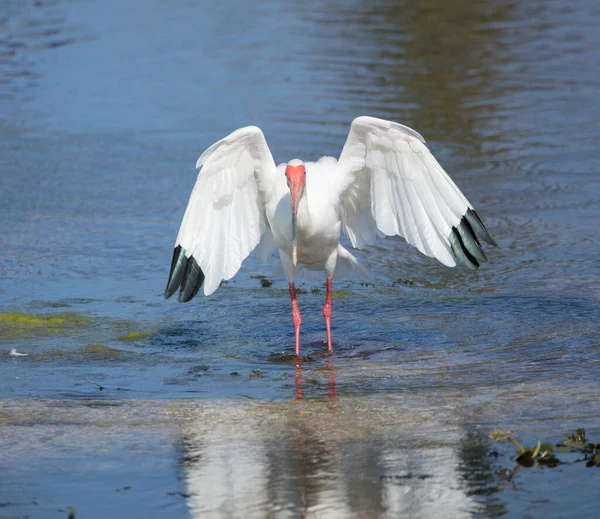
[165,116,496,356]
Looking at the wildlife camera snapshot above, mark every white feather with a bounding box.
[333,116,481,267]
[171,117,492,302]
[175,126,277,295]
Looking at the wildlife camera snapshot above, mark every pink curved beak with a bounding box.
[286,165,306,268]
[289,178,304,267]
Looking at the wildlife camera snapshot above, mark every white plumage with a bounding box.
[165,116,496,355]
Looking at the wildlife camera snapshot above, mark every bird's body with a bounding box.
[165,116,496,356]
[267,157,368,283]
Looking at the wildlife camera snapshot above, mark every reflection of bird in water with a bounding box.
[177,390,483,517]
[294,362,304,401]
[294,361,337,401]
[165,117,496,356]
[326,362,336,402]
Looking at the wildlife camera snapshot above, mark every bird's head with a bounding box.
[285,159,306,268]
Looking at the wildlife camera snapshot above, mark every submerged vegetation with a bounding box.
[117,331,152,341]
[0,312,92,341]
[80,344,128,361]
[0,312,91,327]
[1,311,155,364]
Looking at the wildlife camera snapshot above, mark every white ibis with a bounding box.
[165,116,496,356]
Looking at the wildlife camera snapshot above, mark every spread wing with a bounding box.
[335,116,496,268]
[165,126,277,300]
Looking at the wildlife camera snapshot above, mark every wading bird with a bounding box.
[165,116,496,356]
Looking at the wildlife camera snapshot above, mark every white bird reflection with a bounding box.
[176,362,498,518]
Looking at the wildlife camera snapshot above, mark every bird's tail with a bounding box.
[334,246,374,282]
[271,245,374,283]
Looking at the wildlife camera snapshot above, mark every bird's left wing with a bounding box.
[165,126,277,300]
[334,116,496,268]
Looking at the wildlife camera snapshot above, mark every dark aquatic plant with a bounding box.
[490,428,559,468]
[556,428,600,467]
[490,428,600,469]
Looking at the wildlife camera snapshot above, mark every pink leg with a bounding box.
[323,278,333,353]
[289,282,302,357]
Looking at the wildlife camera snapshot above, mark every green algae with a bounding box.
[0,312,159,350]
[0,312,91,328]
[117,331,152,342]
[39,350,67,358]
[81,344,126,360]
[330,290,352,299]
[38,344,132,362]
[0,312,93,342]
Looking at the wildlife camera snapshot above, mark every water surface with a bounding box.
[1,0,600,517]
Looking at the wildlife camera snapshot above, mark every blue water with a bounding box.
[1,0,600,517]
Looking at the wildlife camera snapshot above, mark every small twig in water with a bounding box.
[87,378,104,391]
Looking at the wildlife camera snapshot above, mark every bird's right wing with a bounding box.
[334,116,496,268]
[165,126,277,300]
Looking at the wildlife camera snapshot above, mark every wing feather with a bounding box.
[336,116,495,269]
[400,146,455,262]
[165,126,277,299]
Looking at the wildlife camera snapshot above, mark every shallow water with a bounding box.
[1,0,600,517]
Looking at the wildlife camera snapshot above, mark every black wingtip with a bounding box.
[178,256,205,303]
[457,218,488,263]
[165,246,188,299]
[448,209,497,269]
[165,245,205,302]
[450,226,480,269]
[466,209,497,247]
